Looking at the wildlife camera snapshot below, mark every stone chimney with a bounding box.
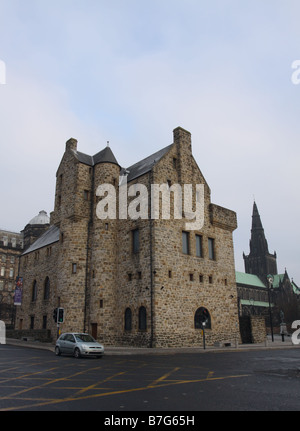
[65,138,77,152]
[173,127,192,153]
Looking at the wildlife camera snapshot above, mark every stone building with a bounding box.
[0,212,50,327]
[0,229,23,326]
[15,127,240,347]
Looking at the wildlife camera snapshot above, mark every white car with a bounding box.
[55,332,104,358]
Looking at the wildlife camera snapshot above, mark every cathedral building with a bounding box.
[15,127,240,347]
[238,202,300,327]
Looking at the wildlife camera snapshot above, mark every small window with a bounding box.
[44,277,50,301]
[32,280,37,302]
[132,229,139,254]
[208,238,215,260]
[100,299,103,308]
[125,308,132,331]
[44,277,50,300]
[42,315,47,329]
[209,275,213,284]
[199,274,203,283]
[196,234,203,258]
[137,271,142,280]
[173,158,177,169]
[72,263,77,274]
[182,231,190,255]
[128,273,132,281]
[189,273,194,281]
[139,306,147,331]
[168,270,172,278]
[84,190,89,201]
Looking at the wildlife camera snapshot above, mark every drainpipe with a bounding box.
[149,171,154,348]
[84,165,95,333]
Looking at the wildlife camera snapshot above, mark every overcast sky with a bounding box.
[0,0,299,282]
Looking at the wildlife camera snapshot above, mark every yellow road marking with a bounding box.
[148,367,180,388]
[0,373,250,411]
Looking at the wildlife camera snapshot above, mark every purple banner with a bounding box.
[14,277,23,306]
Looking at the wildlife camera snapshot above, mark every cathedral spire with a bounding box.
[249,201,269,255]
[243,201,278,279]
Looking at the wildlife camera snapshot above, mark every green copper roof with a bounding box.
[236,271,266,288]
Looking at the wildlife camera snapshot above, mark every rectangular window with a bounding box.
[182,231,190,255]
[42,315,47,329]
[208,238,215,260]
[72,263,77,274]
[196,234,203,257]
[132,229,139,254]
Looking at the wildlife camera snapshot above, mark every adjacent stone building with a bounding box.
[0,229,23,326]
[0,212,50,327]
[15,127,240,347]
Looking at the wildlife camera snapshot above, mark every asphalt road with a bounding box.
[0,345,300,413]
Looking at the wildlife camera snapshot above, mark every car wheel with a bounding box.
[55,346,61,356]
[74,347,81,358]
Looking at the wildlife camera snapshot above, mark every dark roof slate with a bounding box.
[22,225,60,255]
[75,146,119,167]
[124,144,173,182]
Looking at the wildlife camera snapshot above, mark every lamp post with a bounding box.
[267,275,274,342]
[202,321,206,350]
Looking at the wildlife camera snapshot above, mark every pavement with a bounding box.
[4,334,299,355]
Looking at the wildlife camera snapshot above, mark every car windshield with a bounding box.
[74,334,95,343]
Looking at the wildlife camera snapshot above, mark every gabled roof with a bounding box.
[22,225,60,255]
[123,144,173,183]
[75,146,119,167]
[236,271,266,288]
